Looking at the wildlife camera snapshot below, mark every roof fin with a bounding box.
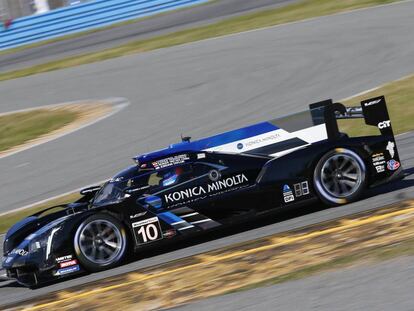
[181,134,191,143]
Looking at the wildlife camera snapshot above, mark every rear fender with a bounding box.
[258,138,379,184]
[257,136,392,190]
[257,143,334,187]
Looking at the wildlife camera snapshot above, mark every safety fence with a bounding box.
[0,0,208,50]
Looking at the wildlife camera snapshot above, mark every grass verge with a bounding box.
[0,109,78,152]
[340,74,414,136]
[0,0,399,81]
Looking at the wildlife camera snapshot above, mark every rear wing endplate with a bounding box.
[309,95,394,141]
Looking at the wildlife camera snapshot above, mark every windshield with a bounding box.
[92,165,193,206]
[92,181,128,206]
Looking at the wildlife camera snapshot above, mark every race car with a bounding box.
[2,95,404,287]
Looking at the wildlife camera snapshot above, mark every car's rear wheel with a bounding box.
[313,148,366,205]
[74,214,127,272]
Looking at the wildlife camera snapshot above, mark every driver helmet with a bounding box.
[162,167,183,187]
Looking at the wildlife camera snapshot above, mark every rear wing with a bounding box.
[309,95,394,141]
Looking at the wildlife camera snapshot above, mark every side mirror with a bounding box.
[80,185,101,196]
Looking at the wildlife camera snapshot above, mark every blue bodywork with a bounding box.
[135,122,279,164]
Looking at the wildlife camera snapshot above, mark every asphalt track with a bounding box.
[174,255,414,311]
[0,0,296,72]
[1,1,414,214]
[0,0,414,306]
[0,134,413,306]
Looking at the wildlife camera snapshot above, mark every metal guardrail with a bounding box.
[0,0,208,50]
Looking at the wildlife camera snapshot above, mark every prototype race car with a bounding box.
[2,96,404,287]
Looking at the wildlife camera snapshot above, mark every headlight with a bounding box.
[28,233,48,253]
[28,227,61,259]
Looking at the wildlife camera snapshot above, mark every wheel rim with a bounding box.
[78,219,124,265]
[320,153,362,198]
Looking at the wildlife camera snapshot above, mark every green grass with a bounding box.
[0,192,80,234]
[0,109,78,152]
[340,74,414,136]
[0,0,399,81]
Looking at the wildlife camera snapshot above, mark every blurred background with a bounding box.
[0,0,91,20]
[0,0,413,310]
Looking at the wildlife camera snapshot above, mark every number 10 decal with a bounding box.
[132,217,163,245]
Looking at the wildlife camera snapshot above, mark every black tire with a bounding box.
[74,213,127,272]
[313,148,367,206]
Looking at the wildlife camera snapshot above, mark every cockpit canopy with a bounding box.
[92,162,215,207]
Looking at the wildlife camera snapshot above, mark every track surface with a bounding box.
[0,0,414,306]
[173,255,414,311]
[0,0,295,72]
[0,1,414,214]
[0,133,413,305]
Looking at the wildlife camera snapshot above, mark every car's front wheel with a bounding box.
[313,148,367,205]
[74,213,127,272]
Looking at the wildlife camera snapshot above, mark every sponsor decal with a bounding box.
[164,174,249,204]
[375,165,385,173]
[293,181,310,197]
[152,154,190,170]
[55,265,80,276]
[163,229,177,238]
[197,153,206,159]
[387,160,400,171]
[110,176,125,182]
[59,259,78,268]
[130,211,148,219]
[11,249,28,256]
[364,99,382,107]
[56,255,73,263]
[282,184,295,203]
[208,169,221,182]
[4,256,13,264]
[372,153,385,167]
[241,133,282,150]
[163,175,178,186]
[386,141,395,158]
[125,185,150,194]
[132,217,163,244]
[378,120,391,129]
[132,217,160,228]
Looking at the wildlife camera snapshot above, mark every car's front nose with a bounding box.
[2,227,62,286]
[2,242,44,287]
